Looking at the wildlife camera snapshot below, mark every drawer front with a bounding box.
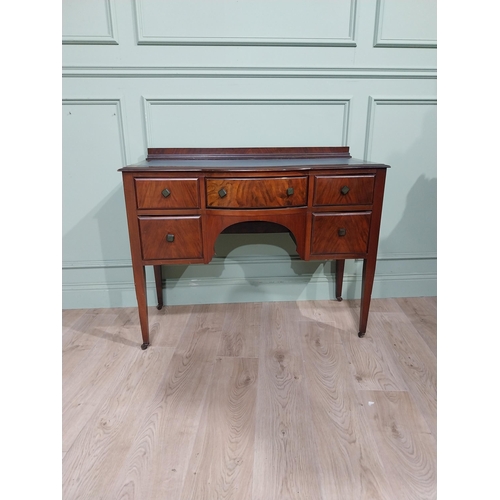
[135,178,200,209]
[139,216,203,260]
[311,212,371,255]
[206,177,307,208]
[313,175,375,206]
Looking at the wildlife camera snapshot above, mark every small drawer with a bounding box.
[313,175,375,206]
[310,212,371,255]
[139,216,203,260]
[206,177,307,208]
[135,178,200,209]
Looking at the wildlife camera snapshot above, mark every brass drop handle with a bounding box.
[287,187,294,196]
[341,186,350,195]
[338,228,346,237]
[218,188,227,198]
[166,234,175,242]
[162,188,171,198]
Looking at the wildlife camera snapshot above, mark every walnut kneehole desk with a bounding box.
[119,147,389,349]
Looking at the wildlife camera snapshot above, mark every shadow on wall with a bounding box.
[62,185,133,306]
[381,173,437,255]
[378,108,437,256]
[342,109,437,300]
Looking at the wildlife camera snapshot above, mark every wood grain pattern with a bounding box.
[63,346,176,499]
[148,304,194,348]
[341,325,408,392]
[62,298,436,499]
[217,302,261,358]
[395,297,437,356]
[359,390,437,500]
[296,298,359,332]
[113,303,227,500]
[252,302,322,500]
[310,212,371,255]
[313,174,375,206]
[135,178,200,209]
[62,308,115,352]
[181,357,258,500]
[139,216,203,260]
[63,308,146,452]
[206,177,307,208]
[299,320,396,499]
[371,312,437,438]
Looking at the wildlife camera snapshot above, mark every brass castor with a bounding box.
[141,342,150,350]
[358,332,365,338]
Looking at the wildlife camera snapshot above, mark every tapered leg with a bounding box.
[132,264,150,349]
[154,265,163,310]
[335,259,345,301]
[358,256,377,337]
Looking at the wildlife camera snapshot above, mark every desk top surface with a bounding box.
[119,147,390,172]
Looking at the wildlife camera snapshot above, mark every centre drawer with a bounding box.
[139,216,203,260]
[206,177,307,208]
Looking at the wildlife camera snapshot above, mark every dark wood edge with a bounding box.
[146,146,351,161]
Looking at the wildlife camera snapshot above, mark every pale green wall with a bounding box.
[62,0,436,309]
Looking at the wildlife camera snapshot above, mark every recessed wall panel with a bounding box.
[62,0,117,44]
[136,0,356,45]
[144,99,350,147]
[62,100,129,263]
[374,0,436,47]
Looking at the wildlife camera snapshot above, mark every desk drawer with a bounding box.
[206,177,307,208]
[311,212,371,255]
[139,216,203,260]
[313,175,375,206]
[135,178,200,209]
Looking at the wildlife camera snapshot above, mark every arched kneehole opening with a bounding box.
[215,221,299,257]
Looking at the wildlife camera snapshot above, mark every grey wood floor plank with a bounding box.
[62,346,176,499]
[62,309,86,335]
[359,390,437,500]
[181,357,259,500]
[371,312,437,438]
[340,324,409,392]
[217,302,261,358]
[395,297,437,356]
[299,320,396,500]
[296,299,359,331]
[111,303,227,500]
[62,308,142,452]
[148,304,194,349]
[62,298,437,500]
[251,302,322,500]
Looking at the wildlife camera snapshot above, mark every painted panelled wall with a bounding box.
[62,0,437,309]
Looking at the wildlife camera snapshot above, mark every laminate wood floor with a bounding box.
[62,297,437,500]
